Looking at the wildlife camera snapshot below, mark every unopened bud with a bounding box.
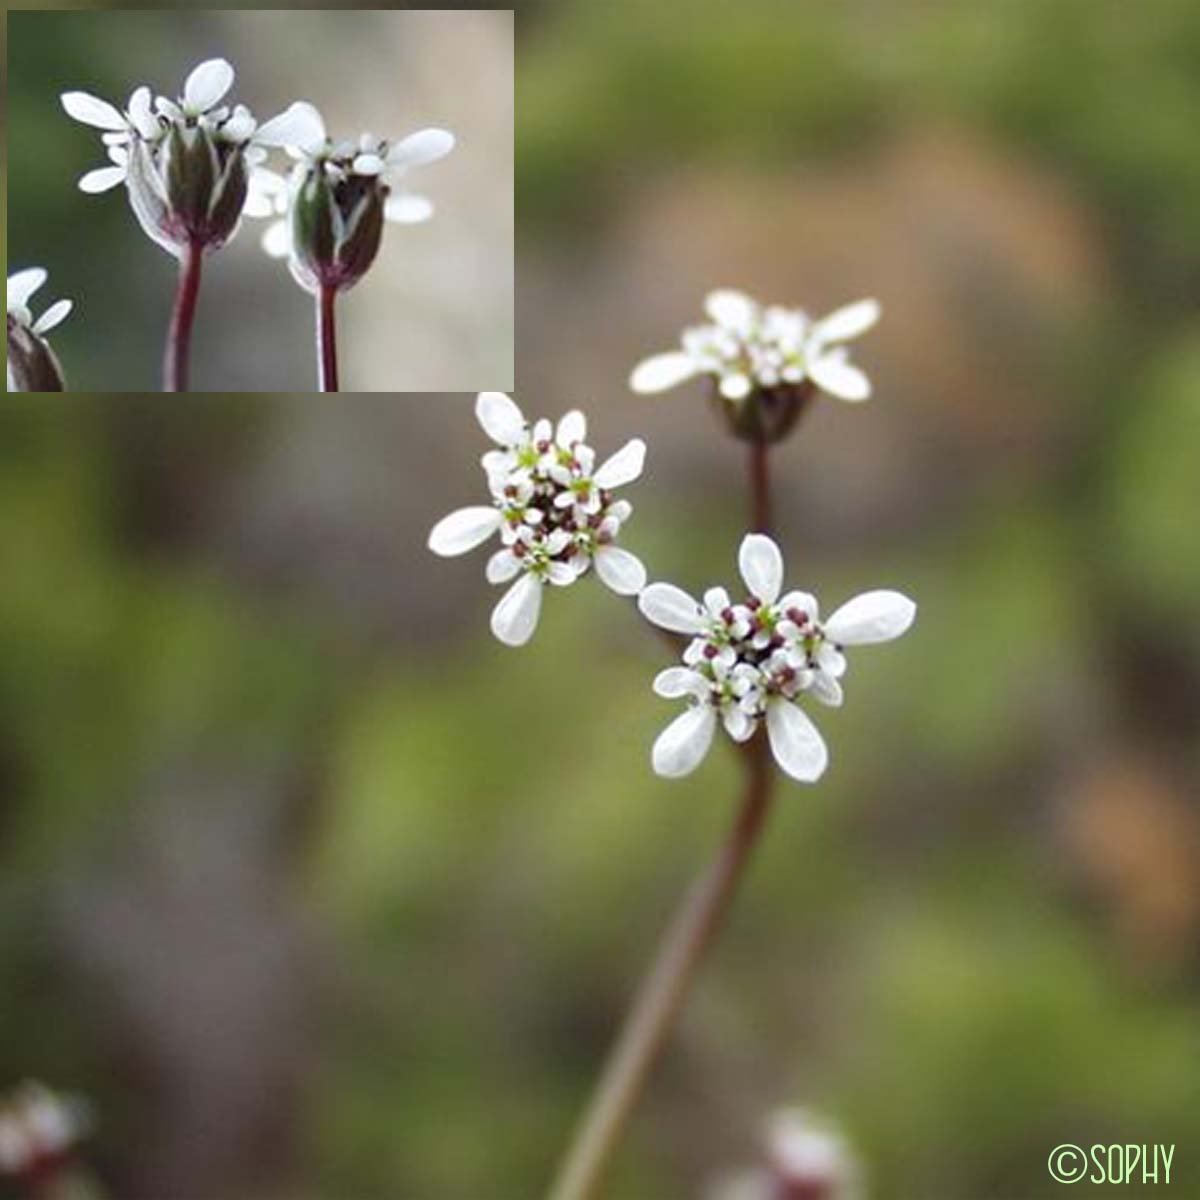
[289,164,385,294]
[7,316,67,392]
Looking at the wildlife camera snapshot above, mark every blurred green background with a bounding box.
[5,9,514,392]
[4,1,1200,1198]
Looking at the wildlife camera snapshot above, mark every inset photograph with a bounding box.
[7,9,514,393]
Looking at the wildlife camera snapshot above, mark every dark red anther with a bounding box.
[721,606,735,623]
[787,607,809,626]
[537,439,550,453]
[746,597,762,610]
[703,643,719,660]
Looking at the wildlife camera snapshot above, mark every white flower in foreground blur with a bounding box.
[245,103,455,293]
[630,289,880,405]
[710,1108,863,1200]
[0,1082,89,1181]
[7,269,72,392]
[639,534,914,782]
[429,393,647,647]
[61,58,306,256]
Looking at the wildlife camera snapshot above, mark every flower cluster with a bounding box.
[630,289,880,439]
[62,58,306,257]
[7,269,72,392]
[247,105,455,293]
[429,393,647,646]
[640,534,914,782]
[710,1109,862,1200]
[0,1082,88,1184]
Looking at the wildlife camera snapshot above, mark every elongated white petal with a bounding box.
[387,127,456,169]
[183,58,234,112]
[557,410,586,445]
[652,705,716,778]
[8,269,47,311]
[78,165,127,193]
[824,590,915,645]
[816,642,846,679]
[638,583,706,634]
[384,193,434,224]
[127,86,160,138]
[629,352,700,394]
[808,349,870,401]
[738,534,784,605]
[475,391,525,446]
[723,705,755,742]
[485,548,521,584]
[767,701,828,782]
[491,573,542,647]
[594,545,646,596]
[809,672,844,707]
[428,506,502,557]
[812,298,880,344]
[352,153,386,176]
[222,104,257,142]
[261,220,291,258]
[254,101,326,153]
[61,91,127,131]
[593,438,646,489]
[705,289,756,333]
[653,667,709,699]
[32,300,72,335]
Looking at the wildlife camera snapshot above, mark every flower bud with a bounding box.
[289,164,385,294]
[713,380,816,445]
[126,123,248,257]
[6,315,67,392]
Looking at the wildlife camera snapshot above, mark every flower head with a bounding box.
[639,534,914,781]
[245,104,455,294]
[630,290,880,442]
[429,393,647,646]
[61,58,304,257]
[0,1082,89,1184]
[7,268,72,392]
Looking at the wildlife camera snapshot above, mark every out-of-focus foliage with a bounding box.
[3,2,1200,1199]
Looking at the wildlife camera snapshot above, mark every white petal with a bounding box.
[653,667,709,699]
[652,706,717,778]
[593,439,646,490]
[638,583,706,634]
[261,220,292,258]
[485,549,521,584]
[183,58,234,113]
[78,165,127,193]
[222,105,257,142]
[387,128,456,169]
[127,86,159,138]
[723,705,755,742]
[808,672,844,707]
[384,193,434,224]
[719,373,752,400]
[352,153,386,176]
[811,298,880,344]
[61,91,127,131]
[594,546,646,596]
[475,392,526,446]
[427,506,502,556]
[254,101,326,153]
[738,534,784,604]
[816,643,846,679]
[808,349,871,402]
[766,701,828,783]
[824,590,916,645]
[8,268,47,311]
[704,289,756,333]
[629,352,700,394]
[32,300,72,335]
[490,573,543,647]
[556,410,586,445]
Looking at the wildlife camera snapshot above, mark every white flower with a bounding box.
[630,289,880,404]
[246,104,455,261]
[640,534,914,782]
[0,1082,88,1179]
[428,393,647,647]
[7,269,72,338]
[7,269,73,392]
